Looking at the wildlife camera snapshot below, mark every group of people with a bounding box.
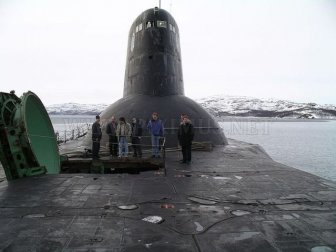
[91,112,194,164]
[105,116,144,158]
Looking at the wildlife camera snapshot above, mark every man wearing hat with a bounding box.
[92,115,102,159]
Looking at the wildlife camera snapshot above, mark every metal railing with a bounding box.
[55,124,90,144]
[60,135,166,160]
[92,136,166,160]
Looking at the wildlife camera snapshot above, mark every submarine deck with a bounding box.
[0,139,336,251]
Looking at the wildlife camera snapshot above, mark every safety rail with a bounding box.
[60,136,166,175]
[55,124,90,144]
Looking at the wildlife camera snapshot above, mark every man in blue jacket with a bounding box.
[147,112,164,158]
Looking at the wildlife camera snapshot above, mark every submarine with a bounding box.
[0,7,335,252]
[85,7,227,148]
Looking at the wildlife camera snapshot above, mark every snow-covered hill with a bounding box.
[196,95,336,119]
[46,96,336,119]
[47,103,108,115]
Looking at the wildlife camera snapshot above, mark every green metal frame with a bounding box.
[0,91,60,180]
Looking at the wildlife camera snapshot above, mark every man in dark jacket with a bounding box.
[106,116,118,157]
[147,112,164,158]
[131,118,143,158]
[92,115,102,159]
[178,115,194,164]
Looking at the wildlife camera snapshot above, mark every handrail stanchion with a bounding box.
[162,137,166,176]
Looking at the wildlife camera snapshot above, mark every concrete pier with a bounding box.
[0,139,335,251]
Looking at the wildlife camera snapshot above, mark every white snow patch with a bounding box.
[213,176,231,180]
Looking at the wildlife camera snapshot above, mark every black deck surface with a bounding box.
[0,139,335,251]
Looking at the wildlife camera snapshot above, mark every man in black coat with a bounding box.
[178,115,194,164]
[131,118,143,158]
[106,116,118,157]
[92,115,102,159]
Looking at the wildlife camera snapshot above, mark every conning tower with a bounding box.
[98,7,227,147]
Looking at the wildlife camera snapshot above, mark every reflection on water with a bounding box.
[219,119,336,181]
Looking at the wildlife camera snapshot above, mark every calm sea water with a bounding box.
[50,115,93,132]
[219,119,336,181]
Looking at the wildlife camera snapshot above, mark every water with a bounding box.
[50,115,93,132]
[219,119,336,181]
[50,115,93,141]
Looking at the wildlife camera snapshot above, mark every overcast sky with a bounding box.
[0,0,335,105]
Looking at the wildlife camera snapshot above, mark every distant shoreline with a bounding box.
[49,114,98,117]
[49,114,335,123]
[217,116,334,122]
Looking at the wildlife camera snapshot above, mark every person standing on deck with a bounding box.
[131,118,143,158]
[178,115,194,164]
[106,116,118,158]
[92,115,102,159]
[147,112,164,158]
[116,117,131,158]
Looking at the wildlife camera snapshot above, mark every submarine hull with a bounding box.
[95,94,227,148]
